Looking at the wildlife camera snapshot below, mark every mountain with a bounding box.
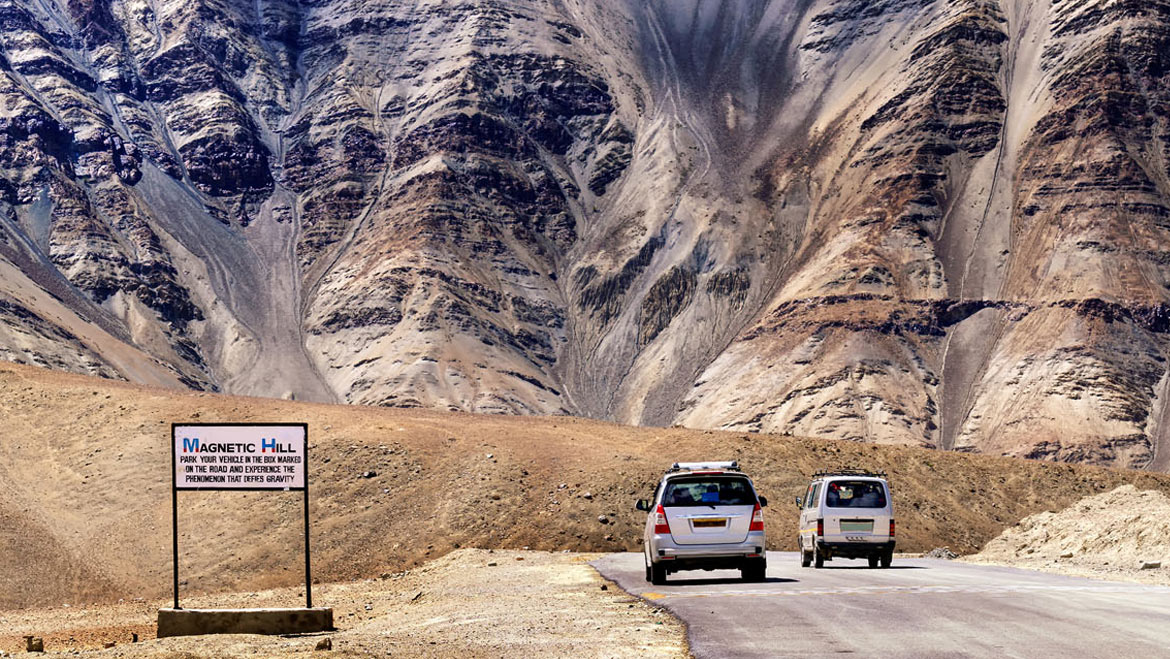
[0,0,1168,469]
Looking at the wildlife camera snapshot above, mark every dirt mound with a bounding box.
[4,362,1170,610]
[969,485,1170,584]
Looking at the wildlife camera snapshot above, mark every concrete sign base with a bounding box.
[157,608,334,637]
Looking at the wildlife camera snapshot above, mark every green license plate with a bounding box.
[840,520,873,533]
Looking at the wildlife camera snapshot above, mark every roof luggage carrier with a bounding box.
[812,468,888,479]
[667,461,741,474]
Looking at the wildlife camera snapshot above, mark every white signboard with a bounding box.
[173,424,306,490]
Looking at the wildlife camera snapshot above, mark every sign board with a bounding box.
[170,423,312,609]
[173,424,306,490]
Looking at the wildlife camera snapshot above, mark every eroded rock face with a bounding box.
[1,0,1169,469]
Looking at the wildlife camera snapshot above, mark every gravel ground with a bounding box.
[0,550,688,658]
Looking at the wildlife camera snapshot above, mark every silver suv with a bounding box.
[636,461,768,584]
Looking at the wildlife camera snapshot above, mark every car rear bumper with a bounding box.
[817,540,895,559]
[649,532,766,571]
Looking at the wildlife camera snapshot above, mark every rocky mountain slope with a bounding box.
[0,0,1168,468]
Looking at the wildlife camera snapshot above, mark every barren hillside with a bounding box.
[0,1,1168,468]
[3,362,1170,611]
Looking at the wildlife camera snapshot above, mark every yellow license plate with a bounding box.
[693,519,727,528]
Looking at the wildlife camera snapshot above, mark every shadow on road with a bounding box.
[660,577,799,586]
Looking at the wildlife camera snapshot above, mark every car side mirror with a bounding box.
[635,499,650,512]
[758,495,768,508]
[795,496,803,508]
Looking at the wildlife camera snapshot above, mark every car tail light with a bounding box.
[654,504,672,535]
[749,503,764,531]
[889,519,896,538]
[817,519,824,537]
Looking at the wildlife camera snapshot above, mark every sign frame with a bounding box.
[170,422,312,609]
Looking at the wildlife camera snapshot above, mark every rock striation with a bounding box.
[1,0,1169,469]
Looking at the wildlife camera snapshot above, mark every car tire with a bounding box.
[813,543,824,569]
[881,551,893,568]
[645,558,653,582]
[868,554,879,568]
[741,559,766,582]
[651,561,667,585]
[801,549,811,568]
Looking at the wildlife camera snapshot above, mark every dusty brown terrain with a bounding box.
[966,485,1170,587]
[0,549,687,657]
[4,362,1170,612]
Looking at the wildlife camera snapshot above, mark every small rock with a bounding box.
[104,642,116,649]
[314,637,333,651]
[515,556,525,561]
[598,515,609,524]
[583,492,593,500]
[24,636,43,653]
[1140,561,1162,570]
[487,562,498,567]
[1060,551,1074,559]
[411,591,424,602]
[486,453,493,459]
[600,584,608,591]
[362,471,377,479]
[364,604,372,611]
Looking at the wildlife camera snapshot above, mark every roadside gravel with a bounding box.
[964,485,1170,587]
[0,550,688,657]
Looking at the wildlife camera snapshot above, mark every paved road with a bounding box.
[594,552,1170,658]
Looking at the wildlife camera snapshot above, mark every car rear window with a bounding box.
[662,476,755,507]
[826,480,887,508]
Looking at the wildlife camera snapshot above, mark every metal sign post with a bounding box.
[170,423,311,609]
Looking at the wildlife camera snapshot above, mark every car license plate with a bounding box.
[840,520,874,533]
[693,519,726,528]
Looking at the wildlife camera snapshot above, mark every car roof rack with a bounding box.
[667,461,741,474]
[812,468,888,479]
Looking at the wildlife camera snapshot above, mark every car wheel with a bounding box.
[801,549,811,568]
[645,557,653,582]
[813,543,824,569]
[741,559,766,582]
[650,561,667,585]
[868,554,879,568]
[881,551,893,568]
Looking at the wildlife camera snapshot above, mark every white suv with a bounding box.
[636,461,768,584]
[797,469,895,568]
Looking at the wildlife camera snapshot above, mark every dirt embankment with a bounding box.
[966,485,1170,586]
[4,362,1170,610]
[0,549,687,656]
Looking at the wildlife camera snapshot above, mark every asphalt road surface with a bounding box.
[594,552,1170,658]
